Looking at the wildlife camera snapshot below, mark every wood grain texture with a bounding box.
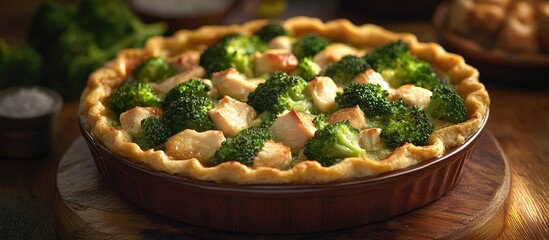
[54,133,509,239]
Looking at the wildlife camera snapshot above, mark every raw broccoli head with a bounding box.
[364,40,440,90]
[247,72,315,114]
[199,34,267,78]
[163,96,215,134]
[0,40,43,88]
[163,79,210,109]
[380,100,434,148]
[255,22,288,42]
[424,84,467,123]
[292,57,321,81]
[136,116,171,150]
[325,55,371,85]
[335,83,391,118]
[107,81,161,115]
[133,56,176,83]
[210,127,274,167]
[292,34,330,60]
[26,1,76,54]
[304,121,366,167]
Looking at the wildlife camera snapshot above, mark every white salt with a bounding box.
[0,88,56,118]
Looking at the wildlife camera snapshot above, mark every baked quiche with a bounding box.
[79,17,489,184]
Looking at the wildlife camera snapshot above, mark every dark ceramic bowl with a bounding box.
[79,111,488,233]
[433,2,549,88]
[0,86,62,159]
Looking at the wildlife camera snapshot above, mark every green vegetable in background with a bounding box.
[254,22,288,43]
[0,39,43,89]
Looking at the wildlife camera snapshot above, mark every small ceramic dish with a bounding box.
[0,86,62,159]
[433,2,549,88]
[79,111,488,233]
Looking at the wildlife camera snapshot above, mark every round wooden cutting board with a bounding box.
[54,133,510,239]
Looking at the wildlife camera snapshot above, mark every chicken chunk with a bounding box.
[169,50,201,71]
[268,36,292,50]
[359,128,384,151]
[253,49,299,76]
[388,84,432,109]
[352,69,392,92]
[211,68,263,101]
[165,129,225,165]
[313,43,361,73]
[328,106,366,130]
[270,110,316,152]
[252,140,292,169]
[119,107,163,137]
[306,76,338,113]
[151,66,206,95]
[208,96,257,137]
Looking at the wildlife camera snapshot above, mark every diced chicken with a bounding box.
[252,140,292,169]
[270,110,316,152]
[119,107,163,136]
[328,106,366,130]
[313,43,361,73]
[268,36,292,50]
[253,49,299,76]
[211,68,262,101]
[169,50,201,71]
[307,76,338,113]
[359,128,384,151]
[151,66,206,94]
[388,84,432,109]
[165,129,225,165]
[208,96,257,137]
[352,69,392,92]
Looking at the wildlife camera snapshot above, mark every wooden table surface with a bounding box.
[0,1,548,239]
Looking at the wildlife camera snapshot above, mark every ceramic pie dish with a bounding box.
[78,17,490,232]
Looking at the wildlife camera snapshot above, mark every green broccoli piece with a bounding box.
[335,83,391,118]
[424,84,467,123]
[325,55,371,85]
[247,72,316,114]
[380,100,434,148]
[255,22,288,42]
[313,114,329,130]
[292,57,321,81]
[163,96,215,134]
[136,116,171,150]
[0,40,43,89]
[292,34,330,60]
[26,1,76,54]
[107,81,161,115]
[304,121,366,166]
[163,79,210,109]
[199,34,267,78]
[364,40,440,90]
[133,56,175,83]
[210,127,274,167]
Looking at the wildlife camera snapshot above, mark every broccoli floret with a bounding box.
[199,34,266,78]
[247,72,316,114]
[133,56,175,83]
[26,1,76,54]
[163,79,210,109]
[424,84,467,123]
[0,40,43,88]
[292,57,321,81]
[380,100,434,148]
[335,83,391,118]
[304,121,366,166]
[292,34,330,60]
[108,81,161,115]
[163,96,215,134]
[136,116,171,150]
[325,55,371,85]
[364,40,440,90]
[313,114,329,130]
[210,127,274,167]
[255,22,288,42]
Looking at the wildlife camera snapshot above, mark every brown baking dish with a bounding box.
[79,110,488,233]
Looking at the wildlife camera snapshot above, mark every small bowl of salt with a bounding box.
[0,86,62,159]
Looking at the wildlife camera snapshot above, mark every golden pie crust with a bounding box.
[79,17,490,184]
